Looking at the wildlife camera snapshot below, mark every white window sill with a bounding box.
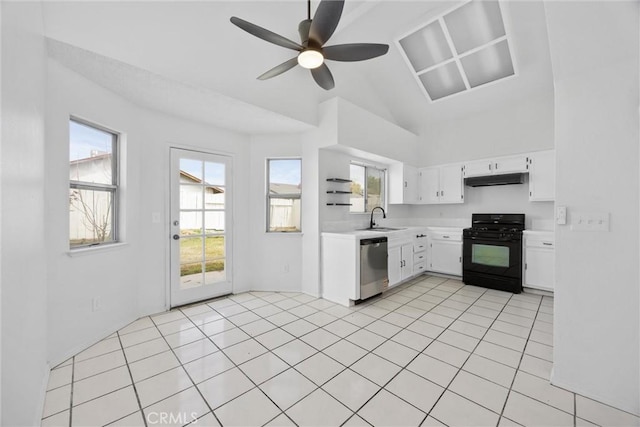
[67,242,129,257]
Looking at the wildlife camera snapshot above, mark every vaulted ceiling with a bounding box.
[42,1,554,135]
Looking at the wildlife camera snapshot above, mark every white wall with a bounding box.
[249,135,303,292]
[320,148,413,230]
[418,89,555,167]
[546,1,639,415]
[1,2,49,425]
[45,59,252,365]
[302,98,419,297]
[411,179,554,230]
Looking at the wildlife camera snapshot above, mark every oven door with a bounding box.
[463,237,521,279]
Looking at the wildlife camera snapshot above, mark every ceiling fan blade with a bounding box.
[309,0,345,46]
[230,16,303,51]
[323,43,389,61]
[257,57,299,80]
[311,63,335,90]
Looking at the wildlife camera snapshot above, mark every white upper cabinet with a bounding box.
[388,163,419,204]
[494,155,529,175]
[418,164,464,204]
[463,154,528,177]
[419,167,440,204]
[463,159,493,177]
[439,164,465,203]
[528,150,555,201]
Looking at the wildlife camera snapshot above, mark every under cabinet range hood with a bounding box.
[465,173,525,187]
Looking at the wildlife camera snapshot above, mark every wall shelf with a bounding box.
[326,178,352,207]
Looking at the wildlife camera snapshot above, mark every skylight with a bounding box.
[397,0,515,101]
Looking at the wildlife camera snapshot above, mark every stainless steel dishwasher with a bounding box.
[360,237,389,300]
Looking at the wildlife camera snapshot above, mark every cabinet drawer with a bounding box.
[430,232,462,242]
[413,260,427,274]
[526,239,555,249]
[414,243,427,253]
[413,252,427,263]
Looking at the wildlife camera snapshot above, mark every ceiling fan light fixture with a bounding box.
[298,49,324,69]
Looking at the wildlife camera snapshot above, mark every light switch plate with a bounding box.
[571,212,609,232]
[556,206,567,225]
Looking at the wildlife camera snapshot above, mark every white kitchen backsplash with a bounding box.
[321,216,470,231]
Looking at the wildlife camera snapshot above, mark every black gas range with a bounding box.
[462,214,525,293]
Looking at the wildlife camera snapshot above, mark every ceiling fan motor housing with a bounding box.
[298,19,312,46]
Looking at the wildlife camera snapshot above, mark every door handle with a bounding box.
[173,234,180,240]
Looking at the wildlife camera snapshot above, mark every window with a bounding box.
[69,118,119,248]
[350,163,386,213]
[267,158,301,232]
[397,0,515,101]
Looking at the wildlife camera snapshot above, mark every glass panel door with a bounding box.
[170,148,232,307]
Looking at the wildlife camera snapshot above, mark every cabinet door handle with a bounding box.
[495,163,498,170]
[525,263,528,270]
[489,164,492,171]
[404,181,407,188]
[441,190,444,196]
[436,191,439,197]
[443,235,450,239]
[543,242,553,246]
[459,257,462,263]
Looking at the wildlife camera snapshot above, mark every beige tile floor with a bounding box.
[41,275,640,427]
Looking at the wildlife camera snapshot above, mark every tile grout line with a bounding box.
[376,280,499,425]
[147,313,225,427]
[47,277,562,427]
[497,295,544,425]
[115,330,148,427]
[174,295,335,425]
[331,278,493,426]
[433,290,524,427]
[68,356,75,427]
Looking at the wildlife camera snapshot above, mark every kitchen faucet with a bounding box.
[369,206,386,229]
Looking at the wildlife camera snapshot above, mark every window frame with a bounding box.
[69,117,120,249]
[349,161,388,214]
[266,157,302,233]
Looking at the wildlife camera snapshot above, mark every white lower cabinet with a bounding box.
[428,232,462,276]
[413,233,428,275]
[388,245,402,286]
[388,242,414,286]
[523,232,555,291]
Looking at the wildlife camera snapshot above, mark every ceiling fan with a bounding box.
[230,0,389,90]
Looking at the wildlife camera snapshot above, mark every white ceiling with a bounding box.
[41,0,554,136]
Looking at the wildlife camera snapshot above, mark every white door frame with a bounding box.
[168,146,233,308]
